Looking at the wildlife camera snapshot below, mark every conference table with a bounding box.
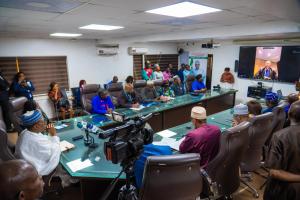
[71,89,236,132]
[57,104,234,200]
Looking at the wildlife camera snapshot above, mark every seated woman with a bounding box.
[142,81,159,102]
[10,72,35,100]
[91,89,115,114]
[171,75,184,96]
[158,80,175,101]
[263,92,279,113]
[118,81,142,108]
[48,82,74,120]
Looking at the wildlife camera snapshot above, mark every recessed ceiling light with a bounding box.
[79,24,124,31]
[50,33,82,37]
[146,1,221,18]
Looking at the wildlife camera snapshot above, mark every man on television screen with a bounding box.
[255,60,277,80]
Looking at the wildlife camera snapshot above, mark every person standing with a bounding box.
[141,61,153,81]
[163,67,172,80]
[153,65,164,80]
[0,71,13,131]
[264,101,300,200]
[11,72,35,100]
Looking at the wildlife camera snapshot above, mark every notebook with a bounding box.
[60,140,75,152]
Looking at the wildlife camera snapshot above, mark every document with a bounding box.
[153,137,185,151]
[60,140,75,152]
[156,129,177,138]
[130,105,145,111]
[54,123,68,130]
[66,158,93,172]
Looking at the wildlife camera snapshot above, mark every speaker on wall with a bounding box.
[234,60,239,72]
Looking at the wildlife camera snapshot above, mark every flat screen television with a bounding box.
[238,46,300,83]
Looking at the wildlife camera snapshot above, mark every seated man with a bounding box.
[232,103,249,126]
[141,81,160,103]
[284,93,299,115]
[247,100,262,117]
[263,92,279,113]
[15,110,61,176]
[0,159,44,200]
[134,144,172,188]
[264,100,300,200]
[91,89,115,114]
[171,75,184,96]
[220,67,235,84]
[118,82,143,108]
[179,106,221,168]
[191,74,207,93]
[106,76,118,89]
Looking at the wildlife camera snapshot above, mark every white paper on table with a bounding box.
[66,158,93,172]
[152,137,176,146]
[130,105,145,111]
[60,140,75,152]
[156,129,177,138]
[168,137,185,151]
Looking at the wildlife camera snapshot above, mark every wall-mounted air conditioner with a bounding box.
[97,47,118,55]
[128,47,148,55]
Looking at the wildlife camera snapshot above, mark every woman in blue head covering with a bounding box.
[263,92,279,113]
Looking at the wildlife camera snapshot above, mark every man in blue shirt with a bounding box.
[191,74,207,93]
[134,144,172,188]
[91,89,115,114]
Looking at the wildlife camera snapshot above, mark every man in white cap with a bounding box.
[15,110,60,176]
[232,103,249,127]
[179,106,221,168]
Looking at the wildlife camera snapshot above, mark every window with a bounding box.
[0,56,69,95]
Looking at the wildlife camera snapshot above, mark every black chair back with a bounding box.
[9,97,27,133]
[80,84,100,113]
[240,112,274,172]
[0,120,15,161]
[140,153,202,200]
[206,121,250,196]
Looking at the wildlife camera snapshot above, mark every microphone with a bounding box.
[77,121,99,134]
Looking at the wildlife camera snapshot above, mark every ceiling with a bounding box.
[0,0,299,41]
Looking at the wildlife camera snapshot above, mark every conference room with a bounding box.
[0,0,300,200]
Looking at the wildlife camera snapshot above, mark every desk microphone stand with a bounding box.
[84,130,98,148]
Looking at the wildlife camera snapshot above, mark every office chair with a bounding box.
[205,121,250,199]
[80,84,101,114]
[240,112,274,198]
[139,153,202,200]
[0,120,15,161]
[134,80,147,97]
[107,82,124,107]
[9,97,28,133]
[185,75,195,93]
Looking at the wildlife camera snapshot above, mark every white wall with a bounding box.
[0,37,177,118]
[178,41,299,103]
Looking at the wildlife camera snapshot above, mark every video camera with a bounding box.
[99,112,154,164]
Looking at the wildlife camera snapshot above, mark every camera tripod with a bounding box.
[99,158,138,200]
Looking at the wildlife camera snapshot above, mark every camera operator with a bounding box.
[11,72,35,100]
[133,143,172,188]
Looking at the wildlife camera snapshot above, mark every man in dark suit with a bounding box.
[0,71,13,131]
[255,60,277,80]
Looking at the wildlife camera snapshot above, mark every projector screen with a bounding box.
[238,46,300,83]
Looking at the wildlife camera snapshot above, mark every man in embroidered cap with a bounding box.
[232,103,249,127]
[179,106,221,168]
[263,92,279,113]
[15,110,61,176]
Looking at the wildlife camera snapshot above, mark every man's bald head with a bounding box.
[0,160,44,200]
[288,100,300,124]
